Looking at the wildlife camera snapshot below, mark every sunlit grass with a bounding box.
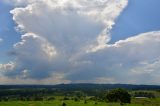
[0,99,160,106]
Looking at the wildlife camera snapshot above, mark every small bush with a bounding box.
[74,97,79,101]
[63,97,70,100]
[95,102,98,105]
[84,100,87,104]
[62,102,66,106]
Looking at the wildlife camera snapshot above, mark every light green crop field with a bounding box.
[0,99,160,106]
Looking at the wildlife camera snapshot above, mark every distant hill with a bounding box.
[0,83,160,90]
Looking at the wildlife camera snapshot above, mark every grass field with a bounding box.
[0,99,160,106]
[0,101,138,106]
[0,90,160,106]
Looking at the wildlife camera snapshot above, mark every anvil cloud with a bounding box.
[0,0,160,84]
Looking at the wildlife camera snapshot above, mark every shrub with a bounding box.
[84,100,87,104]
[74,97,79,101]
[62,102,66,106]
[63,97,70,100]
[106,88,131,103]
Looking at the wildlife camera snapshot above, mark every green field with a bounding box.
[0,98,160,106]
[0,85,160,106]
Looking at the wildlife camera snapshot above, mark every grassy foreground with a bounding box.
[0,99,160,106]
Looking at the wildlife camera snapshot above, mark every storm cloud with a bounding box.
[1,0,160,84]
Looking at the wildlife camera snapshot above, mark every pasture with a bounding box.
[0,84,160,106]
[0,98,160,106]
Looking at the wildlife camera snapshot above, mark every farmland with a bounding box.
[0,84,160,106]
[0,98,160,106]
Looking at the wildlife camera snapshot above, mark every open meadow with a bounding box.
[0,84,160,106]
[0,97,160,106]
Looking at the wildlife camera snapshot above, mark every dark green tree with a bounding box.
[62,102,66,106]
[106,88,131,103]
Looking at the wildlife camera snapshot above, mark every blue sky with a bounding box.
[0,1,20,63]
[0,0,160,84]
[110,0,160,43]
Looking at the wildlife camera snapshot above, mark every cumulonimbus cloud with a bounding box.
[1,0,160,84]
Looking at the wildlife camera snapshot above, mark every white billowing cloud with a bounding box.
[10,0,128,52]
[4,0,128,82]
[72,31,160,84]
[14,33,57,59]
[8,33,58,79]
[2,0,160,84]
[0,62,16,72]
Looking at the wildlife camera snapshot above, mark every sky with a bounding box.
[0,0,160,85]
